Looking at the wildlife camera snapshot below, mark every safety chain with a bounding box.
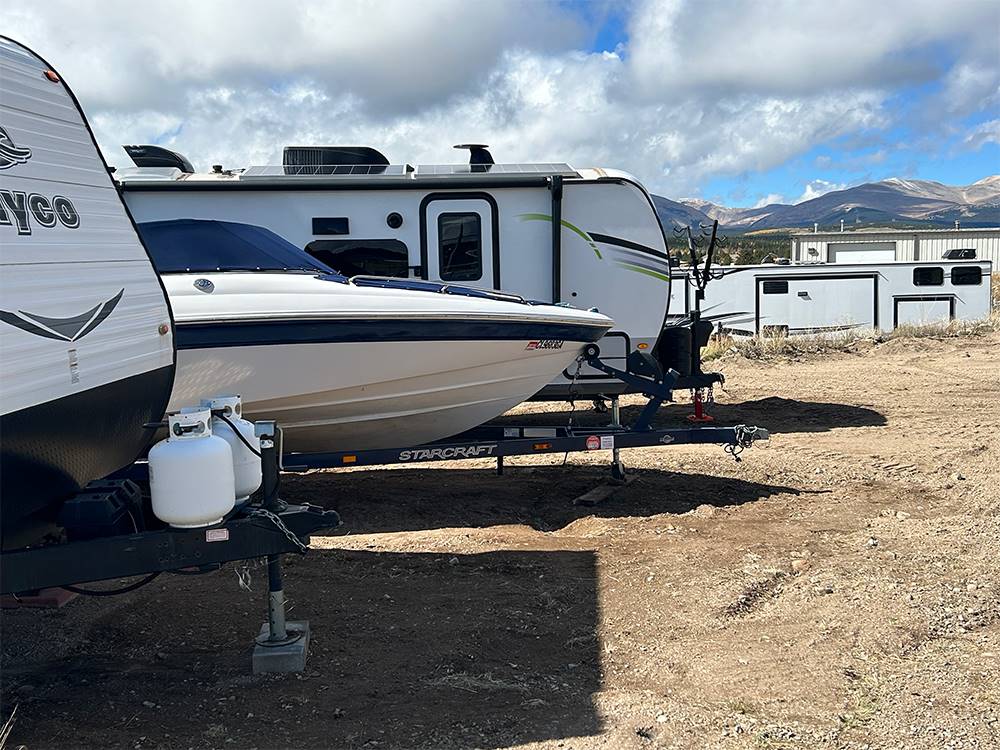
[724,424,761,463]
[562,356,586,466]
[245,507,310,554]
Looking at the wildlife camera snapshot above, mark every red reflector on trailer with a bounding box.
[43,70,60,83]
[532,442,551,451]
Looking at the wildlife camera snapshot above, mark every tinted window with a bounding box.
[438,213,482,281]
[762,280,788,294]
[138,219,332,275]
[952,266,982,285]
[913,267,944,286]
[305,239,409,277]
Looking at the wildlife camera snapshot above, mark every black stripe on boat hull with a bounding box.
[1,364,175,551]
[175,318,610,350]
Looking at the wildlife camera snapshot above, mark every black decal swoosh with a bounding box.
[71,289,125,340]
[0,289,125,341]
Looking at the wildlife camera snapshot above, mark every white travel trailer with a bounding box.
[116,145,703,398]
[668,260,994,336]
[0,37,175,549]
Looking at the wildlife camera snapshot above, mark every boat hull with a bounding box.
[171,336,598,452]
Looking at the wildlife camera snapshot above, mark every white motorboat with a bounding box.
[138,218,613,452]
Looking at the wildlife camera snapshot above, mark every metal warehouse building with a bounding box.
[791,227,1000,264]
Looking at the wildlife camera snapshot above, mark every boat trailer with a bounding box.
[283,345,767,481]
[1,422,340,673]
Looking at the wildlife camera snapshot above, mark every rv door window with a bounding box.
[304,239,409,277]
[913,267,944,286]
[438,213,482,281]
[951,266,982,285]
[762,280,788,294]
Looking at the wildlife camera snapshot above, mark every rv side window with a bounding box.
[762,280,788,294]
[913,267,943,286]
[951,266,982,285]
[438,213,482,281]
[304,239,409,278]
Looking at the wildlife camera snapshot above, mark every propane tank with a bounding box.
[149,408,236,527]
[201,395,262,506]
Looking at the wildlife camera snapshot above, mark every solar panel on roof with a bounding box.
[416,163,578,177]
[239,162,578,180]
[241,164,410,179]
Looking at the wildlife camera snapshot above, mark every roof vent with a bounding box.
[282,146,389,175]
[123,145,194,173]
[454,144,493,172]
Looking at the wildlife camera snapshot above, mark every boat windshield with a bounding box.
[137,219,339,276]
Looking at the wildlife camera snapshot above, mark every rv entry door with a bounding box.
[422,197,496,289]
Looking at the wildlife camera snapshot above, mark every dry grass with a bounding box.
[704,310,1000,362]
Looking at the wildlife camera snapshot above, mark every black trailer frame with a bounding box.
[1,422,339,596]
[281,346,765,478]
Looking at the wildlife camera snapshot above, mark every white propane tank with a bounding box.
[149,408,236,527]
[201,395,262,505]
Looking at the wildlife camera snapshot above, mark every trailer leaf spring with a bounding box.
[724,424,762,462]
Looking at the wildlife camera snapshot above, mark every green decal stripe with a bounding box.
[517,213,602,259]
[614,261,670,282]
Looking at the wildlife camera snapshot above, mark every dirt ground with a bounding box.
[2,332,999,750]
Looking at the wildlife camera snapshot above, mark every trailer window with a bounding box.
[913,267,944,286]
[951,266,982,286]
[438,213,482,281]
[762,280,788,294]
[304,239,409,278]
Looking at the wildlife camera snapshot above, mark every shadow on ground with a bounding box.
[1,549,600,750]
[282,466,800,535]
[504,396,887,435]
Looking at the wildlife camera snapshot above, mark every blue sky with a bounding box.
[8,0,999,207]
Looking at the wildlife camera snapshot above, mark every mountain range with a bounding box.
[652,175,1000,232]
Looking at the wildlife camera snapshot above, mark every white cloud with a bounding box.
[964,119,1000,150]
[754,194,785,208]
[797,180,848,203]
[4,0,997,199]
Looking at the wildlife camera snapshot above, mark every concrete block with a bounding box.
[252,620,310,674]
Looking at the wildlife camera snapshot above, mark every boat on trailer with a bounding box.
[138,218,613,452]
[116,144,714,398]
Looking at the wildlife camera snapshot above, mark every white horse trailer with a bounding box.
[668,260,994,336]
[116,146,708,398]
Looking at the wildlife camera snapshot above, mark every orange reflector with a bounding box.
[532,442,552,451]
[342,455,357,464]
[43,70,60,83]
[637,343,649,350]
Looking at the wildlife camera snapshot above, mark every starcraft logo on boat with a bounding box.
[0,288,124,342]
[0,125,31,170]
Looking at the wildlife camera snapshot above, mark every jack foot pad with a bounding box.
[252,620,310,674]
